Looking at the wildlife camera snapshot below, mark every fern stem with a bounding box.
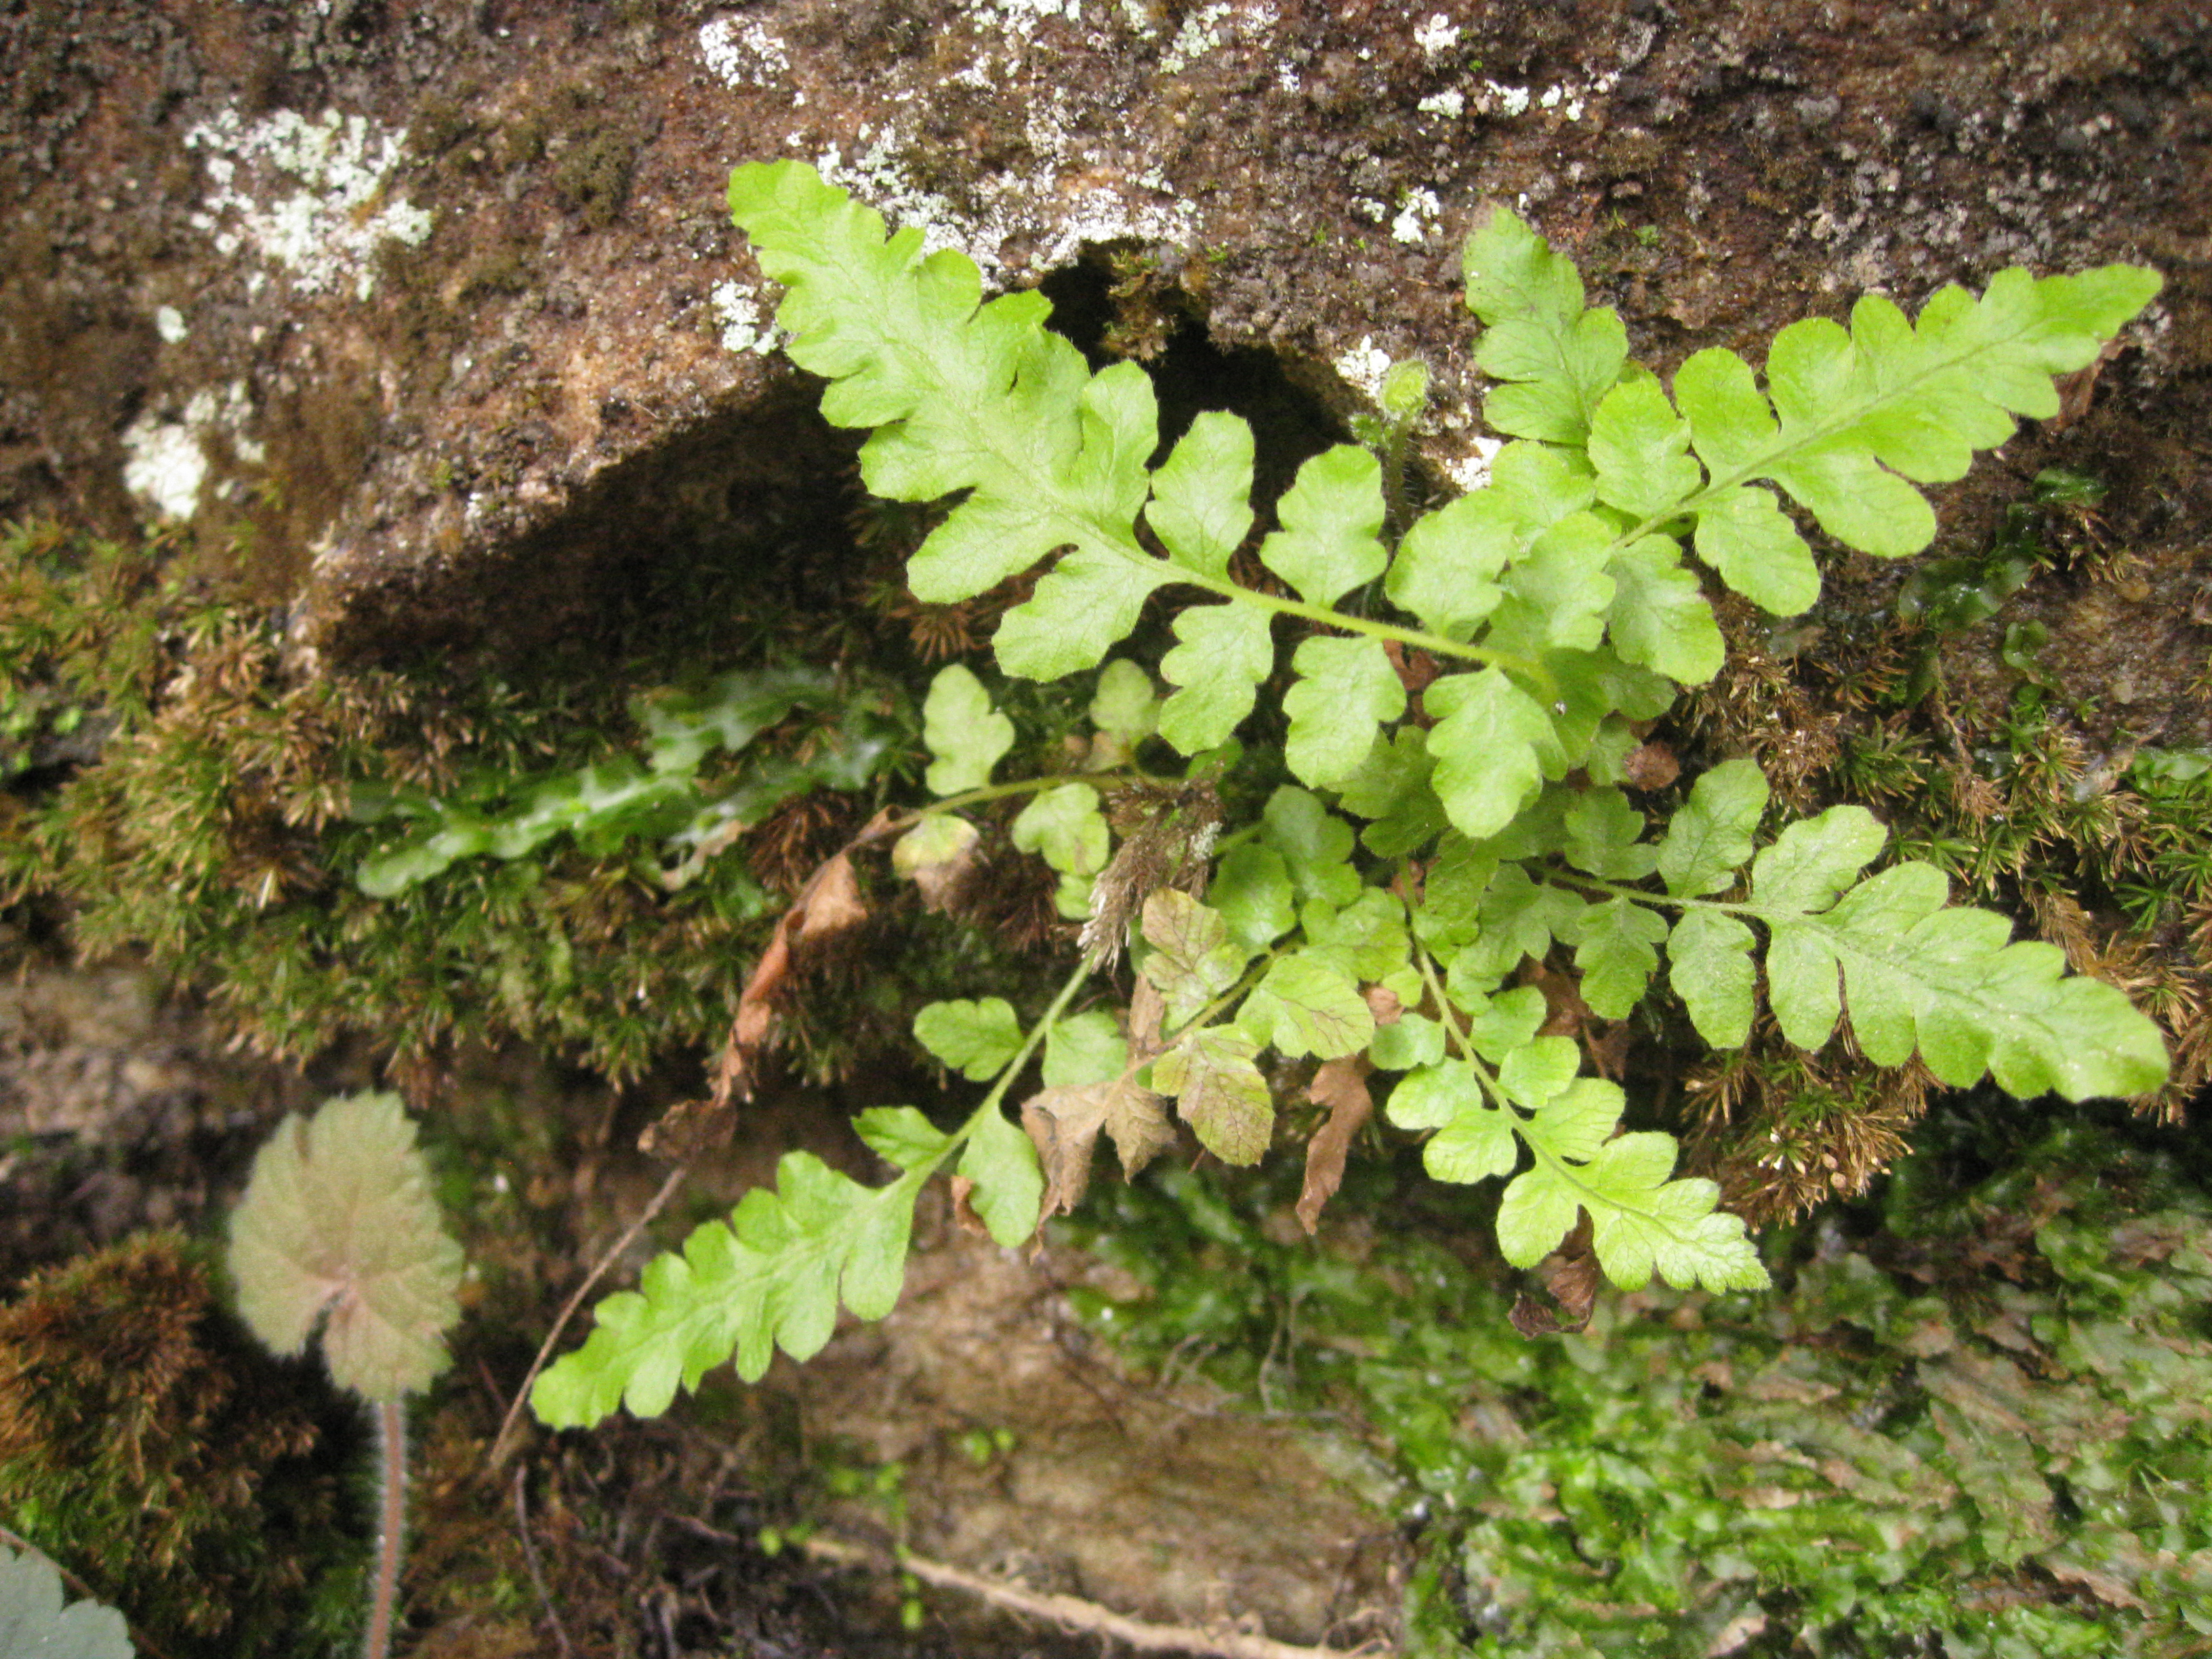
[365,1397,407,1659]
[1545,869,1752,917]
[970,956,1094,1118]
[1162,561,1556,692]
[916,769,1160,819]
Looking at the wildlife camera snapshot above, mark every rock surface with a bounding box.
[4,2,2205,690]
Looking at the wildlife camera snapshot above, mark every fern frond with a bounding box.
[533,1140,941,1427]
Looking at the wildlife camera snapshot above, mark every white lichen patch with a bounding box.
[978,0,1082,21]
[155,306,188,344]
[812,125,1199,281]
[1470,73,1616,123]
[1391,187,1442,245]
[120,382,260,521]
[1414,14,1458,57]
[184,108,432,301]
[122,415,207,521]
[1333,336,1395,403]
[698,16,790,86]
[1417,89,1465,120]
[1159,0,1275,74]
[1477,81,1532,117]
[1441,432,1504,493]
[710,280,782,354]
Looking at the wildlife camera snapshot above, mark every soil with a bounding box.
[3,0,2209,1654]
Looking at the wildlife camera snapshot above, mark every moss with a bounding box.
[0,518,1074,1089]
[0,1232,365,1658]
[550,123,647,230]
[1060,1109,2212,1656]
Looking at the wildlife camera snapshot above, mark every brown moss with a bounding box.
[0,1233,361,1656]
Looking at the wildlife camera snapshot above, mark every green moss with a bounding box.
[552,125,645,230]
[1061,1111,2212,1656]
[0,519,1073,1086]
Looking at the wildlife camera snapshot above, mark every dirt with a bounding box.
[3,0,2210,1653]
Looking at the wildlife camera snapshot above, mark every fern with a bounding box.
[529,161,2167,1427]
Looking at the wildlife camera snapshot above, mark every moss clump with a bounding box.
[1063,1111,2212,1656]
[0,518,1077,1087]
[0,1232,364,1658]
[0,523,783,1076]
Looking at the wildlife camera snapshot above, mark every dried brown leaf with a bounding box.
[1296,1057,1373,1235]
[1620,739,1680,792]
[1382,638,1441,699]
[1126,976,1168,1063]
[2051,335,2123,431]
[948,1174,991,1237]
[1529,961,1592,1038]
[794,851,868,941]
[1510,1223,1601,1336]
[892,815,983,912]
[1021,1074,1173,1221]
[710,820,900,1104]
[1022,1084,1108,1218]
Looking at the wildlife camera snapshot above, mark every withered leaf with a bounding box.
[1296,1056,1374,1235]
[1126,976,1167,1063]
[947,1174,991,1237]
[1509,1233,1603,1337]
[1021,1074,1174,1220]
[1620,739,1680,792]
[1154,1025,1271,1165]
[892,815,983,912]
[794,851,868,941]
[714,832,888,1104]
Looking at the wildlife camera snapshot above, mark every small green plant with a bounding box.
[530,161,2167,1429]
[352,663,905,896]
[228,1092,465,1659]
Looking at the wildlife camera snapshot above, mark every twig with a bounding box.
[512,1466,573,1658]
[487,1159,693,1471]
[0,1523,180,1659]
[793,1531,1380,1659]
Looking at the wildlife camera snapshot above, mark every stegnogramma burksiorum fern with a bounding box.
[530,161,2167,1429]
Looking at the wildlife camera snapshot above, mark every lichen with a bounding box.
[184,108,433,302]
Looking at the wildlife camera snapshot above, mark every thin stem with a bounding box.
[794,1531,1363,1659]
[1546,868,1754,917]
[512,1467,573,1657]
[914,768,1160,821]
[1380,415,1416,544]
[1410,945,1507,1104]
[967,956,1094,1122]
[1164,561,1555,692]
[365,1397,407,1659]
[488,1160,693,1471]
